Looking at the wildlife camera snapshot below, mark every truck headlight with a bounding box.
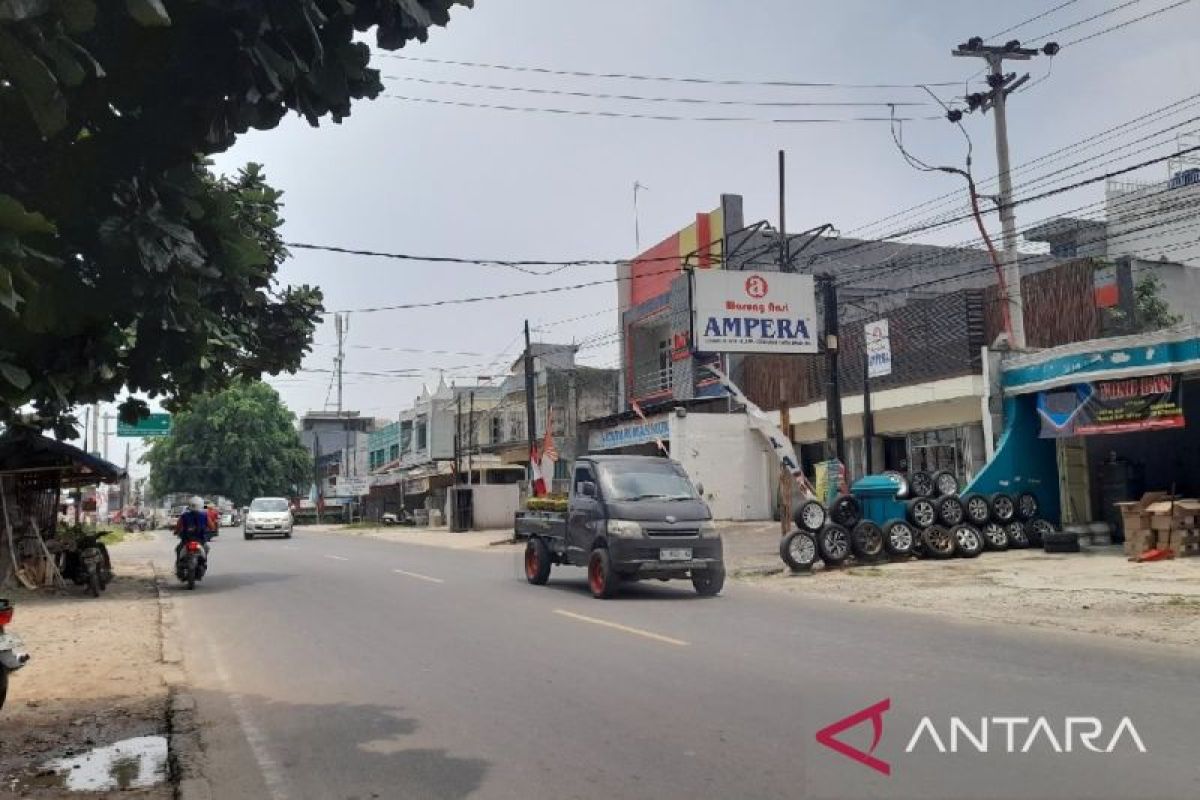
[606,519,643,537]
[699,520,718,537]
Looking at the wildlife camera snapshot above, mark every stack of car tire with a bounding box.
[780,469,1062,572]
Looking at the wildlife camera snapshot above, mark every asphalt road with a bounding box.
[122,529,1200,800]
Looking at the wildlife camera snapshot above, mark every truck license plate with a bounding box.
[660,548,692,561]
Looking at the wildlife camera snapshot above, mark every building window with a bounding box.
[490,416,503,445]
[389,444,400,462]
[416,421,427,450]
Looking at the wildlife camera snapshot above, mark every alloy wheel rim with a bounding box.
[937,475,958,495]
[915,503,935,527]
[790,535,815,563]
[955,527,978,550]
[943,503,963,524]
[929,529,953,553]
[826,531,849,559]
[890,525,913,549]
[996,497,1014,517]
[801,504,825,529]
[588,557,604,593]
[968,498,990,522]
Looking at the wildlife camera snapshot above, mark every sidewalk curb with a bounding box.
[153,565,211,800]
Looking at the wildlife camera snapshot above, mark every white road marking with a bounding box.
[552,609,689,647]
[325,555,348,561]
[393,568,444,584]
[203,635,290,800]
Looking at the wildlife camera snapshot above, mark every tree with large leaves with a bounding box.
[143,380,314,507]
[0,0,470,436]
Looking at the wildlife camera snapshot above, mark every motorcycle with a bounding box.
[0,599,31,711]
[123,516,147,533]
[175,539,208,590]
[60,533,113,598]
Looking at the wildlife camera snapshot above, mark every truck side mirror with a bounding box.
[579,481,597,498]
[695,482,705,497]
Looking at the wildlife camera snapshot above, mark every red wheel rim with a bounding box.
[525,546,538,579]
[588,555,605,594]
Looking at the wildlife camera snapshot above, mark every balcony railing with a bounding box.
[631,365,672,400]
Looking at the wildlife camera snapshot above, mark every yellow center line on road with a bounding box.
[393,568,444,584]
[552,609,690,647]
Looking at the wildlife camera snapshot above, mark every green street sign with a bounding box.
[117,413,172,437]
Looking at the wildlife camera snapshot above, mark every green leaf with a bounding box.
[53,0,97,32]
[0,268,22,312]
[0,0,51,21]
[0,194,56,234]
[0,361,31,390]
[125,0,170,26]
[0,28,69,136]
[42,38,87,87]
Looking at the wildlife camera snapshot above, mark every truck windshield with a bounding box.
[597,463,697,501]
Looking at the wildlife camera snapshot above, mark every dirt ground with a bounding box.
[0,550,170,799]
[720,522,1200,650]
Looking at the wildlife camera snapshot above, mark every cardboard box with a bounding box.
[1151,516,1176,532]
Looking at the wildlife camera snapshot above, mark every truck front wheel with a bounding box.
[524,538,552,585]
[588,548,619,599]
[691,564,726,597]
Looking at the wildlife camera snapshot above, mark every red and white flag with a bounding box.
[541,407,559,483]
[529,442,547,497]
[630,399,668,455]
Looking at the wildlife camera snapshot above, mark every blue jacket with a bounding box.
[177,510,210,543]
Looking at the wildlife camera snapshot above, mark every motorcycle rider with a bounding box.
[174,496,212,562]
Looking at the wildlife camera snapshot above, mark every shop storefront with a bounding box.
[973,324,1200,536]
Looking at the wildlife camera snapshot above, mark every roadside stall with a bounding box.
[0,427,127,590]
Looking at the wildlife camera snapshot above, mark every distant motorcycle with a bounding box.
[0,599,31,711]
[123,516,147,533]
[175,540,208,590]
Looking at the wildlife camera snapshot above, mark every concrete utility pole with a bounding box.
[952,37,1058,350]
[334,312,346,416]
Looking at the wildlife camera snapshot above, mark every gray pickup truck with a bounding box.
[516,455,725,598]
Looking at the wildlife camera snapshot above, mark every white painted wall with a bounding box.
[464,484,520,530]
[669,412,772,521]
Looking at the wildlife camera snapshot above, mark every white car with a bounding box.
[243,497,294,540]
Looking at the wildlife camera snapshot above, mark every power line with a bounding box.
[988,0,1081,39]
[815,141,1200,265]
[832,113,1200,280]
[381,94,940,124]
[843,92,1200,238]
[383,75,930,108]
[287,240,699,272]
[377,54,964,90]
[1060,0,1195,47]
[835,177,1200,289]
[1026,0,1148,41]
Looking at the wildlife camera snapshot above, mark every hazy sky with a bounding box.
[114,0,1200,474]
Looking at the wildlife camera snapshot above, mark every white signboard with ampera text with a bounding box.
[692,270,818,354]
[865,319,892,378]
